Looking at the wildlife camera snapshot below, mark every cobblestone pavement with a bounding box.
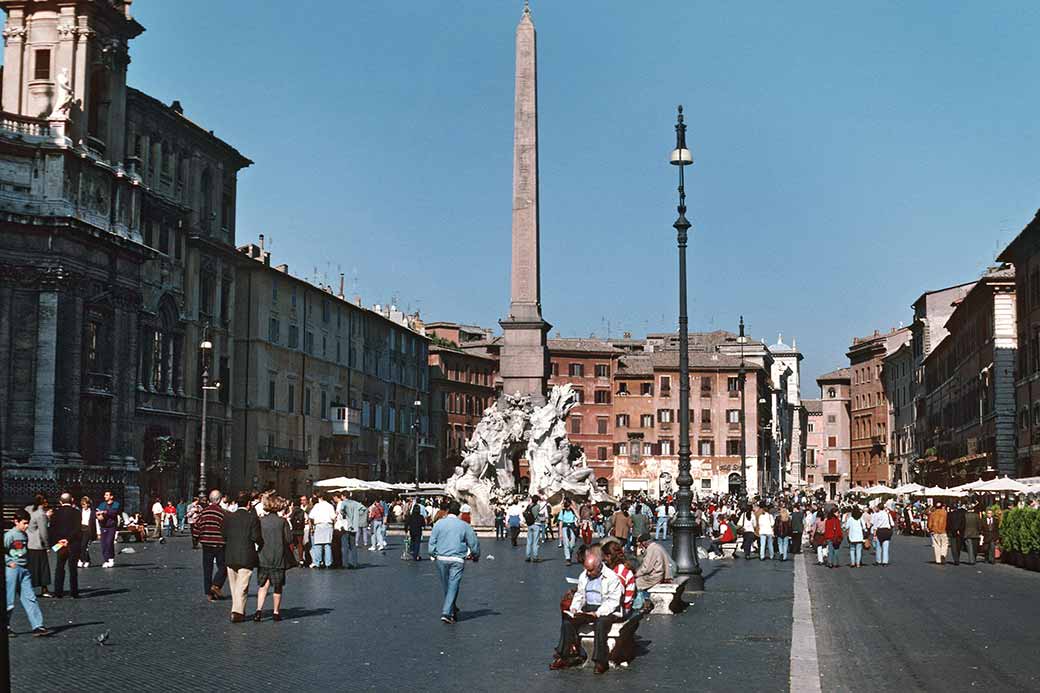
[807,535,1040,692]
[9,530,794,692]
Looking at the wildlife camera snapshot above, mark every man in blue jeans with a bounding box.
[525,495,548,562]
[655,502,669,540]
[6,509,51,637]
[428,501,480,625]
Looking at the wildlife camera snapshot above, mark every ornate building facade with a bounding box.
[0,1,250,509]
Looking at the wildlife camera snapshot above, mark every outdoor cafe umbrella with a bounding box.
[919,486,966,498]
[864,484,897,496]
[893,482,925,494]
[951,479,987,492]
[975,476,1032,494]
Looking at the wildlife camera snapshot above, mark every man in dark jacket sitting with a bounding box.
[223,492,263,623]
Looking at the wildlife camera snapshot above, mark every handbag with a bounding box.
[863,537,871,551]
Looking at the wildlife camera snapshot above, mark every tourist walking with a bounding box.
[95,490,121,568]
[757,505,775,560]
[406,501,425,560]
[308,494,336,568]
[775,507,792,561]
[78,496,96,568]
[24,495,52,598]
[823,508,842,568]
[608,504,632,552]
[337,494,367,569]
[559,499,578,565]
[872,504,893,566]
[844,506,866,567]
[655,501,669,540]
[428,501,480,625]
[947,503,966,566]
[506,499,523,547]
[368,500,387,551]
[981,508,999,564]
[525,495,549,562]
[927,502,948,565]
[49,493,82,599]
[790,505,804,555]
[186,496,203,549]
[963,503,981,565]
[812,510,827,565]
[288,500,307,566]
[255,495,291,621]
[223,491,263,623]
[5,510,51,637]
[740,507,757,560]
[494,504,506,540]
[193,489,228,601]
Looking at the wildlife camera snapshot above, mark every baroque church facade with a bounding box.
[0,0,250,510]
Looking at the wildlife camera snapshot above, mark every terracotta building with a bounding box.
[546,338,622,487]
[848,328,910,487]
[428,343,497,481]
[997,211,1040,477]
[883,341,915,485]
[919,266,1017,484]
[803,398,823,487]
[815,368,852,497]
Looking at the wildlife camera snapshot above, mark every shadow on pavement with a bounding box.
[77,588,131,599]
[278,607,334,620]
[47,620,105,635]
[458,608,499,621]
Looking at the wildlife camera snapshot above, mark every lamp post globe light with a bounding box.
[668,105,703,589]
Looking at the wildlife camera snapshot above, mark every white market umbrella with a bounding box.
[975,476,1032,494]
[864,484,897,496]
[894,482,925,495]
[951,479,987,492]
[314,476,370,491]
[921,486,966,498]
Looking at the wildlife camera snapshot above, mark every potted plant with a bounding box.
[1027,510,1040,572]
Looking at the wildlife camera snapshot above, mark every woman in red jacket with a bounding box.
[823,508,843,568]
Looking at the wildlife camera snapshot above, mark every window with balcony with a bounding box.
[617,382,628,395]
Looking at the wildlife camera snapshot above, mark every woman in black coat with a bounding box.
[406,502,425,561]
[256,495,291,622]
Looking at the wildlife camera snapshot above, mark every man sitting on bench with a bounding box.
[551,551,623,674]
[634,533,672,606]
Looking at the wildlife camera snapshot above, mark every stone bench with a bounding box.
[646,576,690,615]
[576,614,641,668]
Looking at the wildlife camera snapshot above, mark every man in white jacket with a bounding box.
[551,552,623,674]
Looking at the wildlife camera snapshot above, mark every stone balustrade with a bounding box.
[0,112,51,138]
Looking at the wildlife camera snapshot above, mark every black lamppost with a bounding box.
[738,316,748,499]
[668,105,703,588]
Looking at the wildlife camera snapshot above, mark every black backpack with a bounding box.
[523,505,537,526]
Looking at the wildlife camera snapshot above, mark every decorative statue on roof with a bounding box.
[445,384,610,525]
[48,68,74,121]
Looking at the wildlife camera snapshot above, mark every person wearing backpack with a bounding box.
[525,495,548,563]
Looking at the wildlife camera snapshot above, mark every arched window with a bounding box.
[142,297,183,393]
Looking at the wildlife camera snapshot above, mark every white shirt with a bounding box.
[757,512,775,536]
[741,514,757,533]
[656,505,667,518]
[569,567,623,618]
[151,502,163,516]
[81,508,92,525]
[506,503,523,519]
[308,500,336,525]
[872,510,892,530]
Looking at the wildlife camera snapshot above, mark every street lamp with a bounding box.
[413,399,423,489]
[668,105,703,589]
[198,328,220,496]
[738,316,748,499]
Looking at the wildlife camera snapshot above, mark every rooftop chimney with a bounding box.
[170,100,184,115]
[339,273,345,299]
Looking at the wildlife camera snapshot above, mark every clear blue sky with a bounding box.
[126,1,1040,388]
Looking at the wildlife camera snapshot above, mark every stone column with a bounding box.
[30,292,58,464]
[2,11,27,113]
[63,294,83,456]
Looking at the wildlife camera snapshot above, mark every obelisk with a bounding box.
[500,0,550,406]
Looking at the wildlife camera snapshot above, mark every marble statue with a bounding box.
[48,68,74,121]
[446,384,610,525]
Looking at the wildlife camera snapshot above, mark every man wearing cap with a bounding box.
[634,532,672,594]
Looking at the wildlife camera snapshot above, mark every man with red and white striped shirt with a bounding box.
[192,489,228,601]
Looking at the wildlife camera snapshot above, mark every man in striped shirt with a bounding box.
[192,489,228,601]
